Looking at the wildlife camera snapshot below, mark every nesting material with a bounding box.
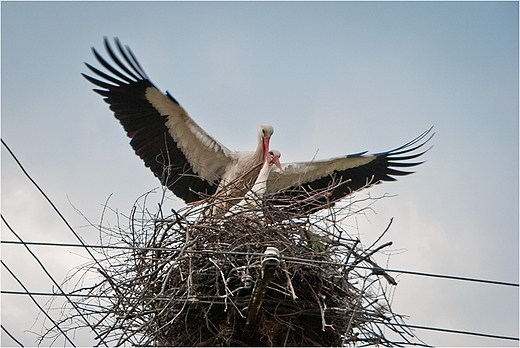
[56,186,422,346]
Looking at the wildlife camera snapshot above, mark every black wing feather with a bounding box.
[83,37,217,202]
[103,38,141,82]
[268,127,433,214]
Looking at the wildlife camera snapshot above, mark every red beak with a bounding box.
[262,137,270,162]
[272,156,282,170]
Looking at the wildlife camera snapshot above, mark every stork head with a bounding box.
[267,149,282,170]
[258,124,274,161]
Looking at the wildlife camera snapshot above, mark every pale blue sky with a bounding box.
[2,2,518,346]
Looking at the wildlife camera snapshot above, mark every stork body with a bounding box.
[225,150,282,217]
[83,37,273,204]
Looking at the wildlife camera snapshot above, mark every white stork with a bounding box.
[82,37,273,204]
[225,150,282,217]
[83,37,433,215]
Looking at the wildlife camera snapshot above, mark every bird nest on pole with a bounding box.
[49,184,423,347]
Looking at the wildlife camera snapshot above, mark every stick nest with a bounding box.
[50,187,422,346]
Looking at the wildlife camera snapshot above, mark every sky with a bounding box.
[1,1,518,346]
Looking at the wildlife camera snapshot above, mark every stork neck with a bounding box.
[256,136,267,162]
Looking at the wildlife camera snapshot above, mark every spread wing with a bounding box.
[82,37,236,203]
[266,127,434,214]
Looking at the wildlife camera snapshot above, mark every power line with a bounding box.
[1,139,116,347]
[2,289,518,342]
[383,267,518,287]
[1,260,75,347]
[1,290,226,304]
[1,139,109,274]
[1,215,107,346]
[2,239,518,288]
[376,321,519,342]
[1,324,24,347]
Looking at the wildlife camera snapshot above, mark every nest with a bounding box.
[47,185,423,346]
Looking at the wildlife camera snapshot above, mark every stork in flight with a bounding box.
[83,37,433,215]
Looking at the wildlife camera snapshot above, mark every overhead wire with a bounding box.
[2,289,518,342]
[1,215,107,346]
[2,239,518,288]
[1,139,110,346]
[374,321,519,342]
[1,139,108,273]
[1,324,25,347]
[1,260,75,347]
